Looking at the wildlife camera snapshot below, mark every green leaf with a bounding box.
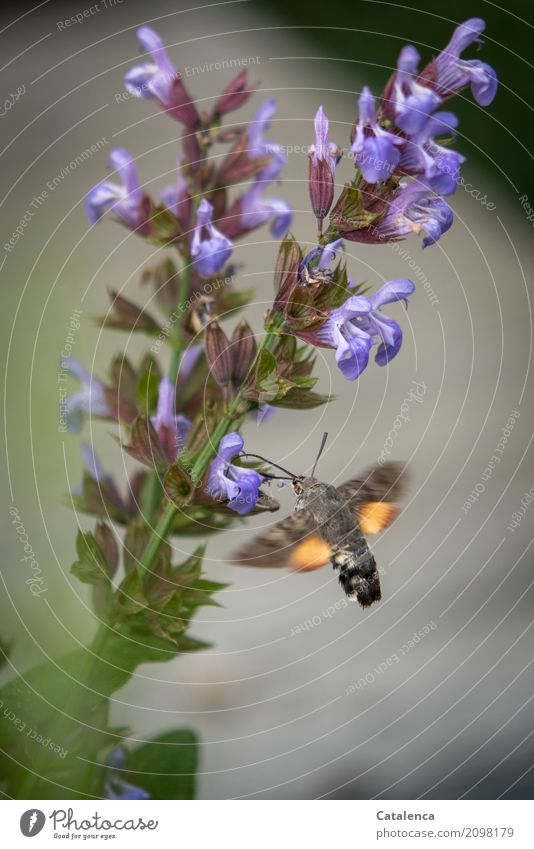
[128,729,198,800]
[123,520,151,574]
[115,570,148,616]
[255,348,278,384]
[193,578,230,593]
[146,203,182,247]
[97,290,160,334]
[329,182,381,232]
[135,354,162,416]
[273,233,299,285]
[270,388,333,409]
[178,635,213,653]
[121,415,169,469]
[70,531,109,585]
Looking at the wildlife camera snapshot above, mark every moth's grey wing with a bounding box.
[337,461,407,506]
[337,461,407,536]
[231,509,331,570]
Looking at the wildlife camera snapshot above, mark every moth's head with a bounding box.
[292,476,320,497]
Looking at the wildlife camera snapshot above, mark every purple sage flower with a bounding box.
[318,279,415,379]
[309,106,338,173]
[80,441,116,485]
[150,376,191,463]
[207,432,264,515]
[229,98,292,237]
[387,46,442,136]
[241,185,292,238]
[372,179,453,247]
[178,343,202,381]
[298,238,344,283]
[427,18,498,106]
[351,87,403,183]
[86,149,148,231]
[124,27,200,127]
[161,159,192,227]
[398,112,465,195]
[191,199,233,277]
[104,749,150,800]
[248,98,285,177]
[61,357,110,433]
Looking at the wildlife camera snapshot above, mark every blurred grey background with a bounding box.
[1,0,533,799]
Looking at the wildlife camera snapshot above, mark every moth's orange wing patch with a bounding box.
[357,502,399,535]
[288,536,332,571]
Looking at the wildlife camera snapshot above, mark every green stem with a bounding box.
[168,260,192,383]
[137,321,282,575]
[138,497,182,576]
[140,259,193,526]
[141,469,162,525]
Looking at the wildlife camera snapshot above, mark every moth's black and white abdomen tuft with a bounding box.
[336,549,381,607]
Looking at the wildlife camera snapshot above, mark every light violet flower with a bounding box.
[387,45,441,136]
[241,185,292,238]
[248,98,286,179]
[150,376,191,463]
[207,432,264,515]
[160,160,192,227]
[372,179,454,247]
[351,87,404,183]
[426,18,498,106]
[80,441,116,486]
[318,279,415,379]
[104,749,150,800]
[309,106,338,173]
[124,26,200,127]
[86,149,148,231]
[61,357,110,433]
[178,343,202,381]
[398,112,465,195]
[191,199,233,277]
[298,238,344,283]
[232,98,293,237]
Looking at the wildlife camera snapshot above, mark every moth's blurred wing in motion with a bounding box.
[357,501,400,535]
[231,509,332,571]
[337,461,407,533]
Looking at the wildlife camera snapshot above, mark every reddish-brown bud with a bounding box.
[231,320,257,385]
[273,234,301,313]
[205,321,233,386]
[308,156,334,221]
[214,70,255,117]
[167,77,201,129]
[94,521,119,578]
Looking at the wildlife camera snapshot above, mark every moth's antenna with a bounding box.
[311,432,328,477]
[240,452,297,479]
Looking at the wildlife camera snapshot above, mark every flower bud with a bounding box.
[214,70,255,117]
[308,156,334,221]
[273,234,301,313]
[94,521,119,579]
[205,321,233,386]
[307,107,337,222]
[231,320,257,385]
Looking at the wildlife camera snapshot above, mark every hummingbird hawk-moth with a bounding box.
[232,434,406,608]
